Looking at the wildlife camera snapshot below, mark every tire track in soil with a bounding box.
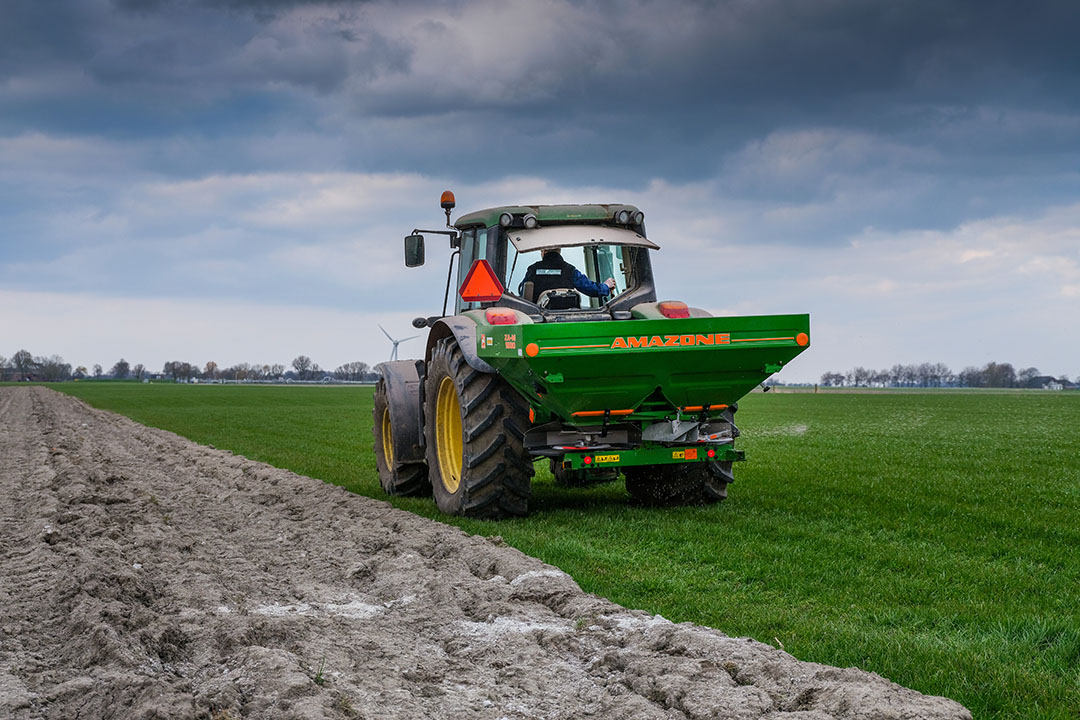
[0,387,971,720]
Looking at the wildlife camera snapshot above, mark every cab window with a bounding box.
[505,241,635,308]
[456,227,494,313]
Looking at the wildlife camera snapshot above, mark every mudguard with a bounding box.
[424,316,496,374]
[374,359,427,463]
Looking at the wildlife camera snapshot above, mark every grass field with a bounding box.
[48,382,1080,719]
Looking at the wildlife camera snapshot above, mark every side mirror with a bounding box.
[404,234,425,267]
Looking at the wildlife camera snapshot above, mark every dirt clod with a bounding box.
[0,387,971,719]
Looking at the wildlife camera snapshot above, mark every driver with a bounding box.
[519,248,617,300]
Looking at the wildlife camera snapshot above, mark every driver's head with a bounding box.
[543,248,562,257]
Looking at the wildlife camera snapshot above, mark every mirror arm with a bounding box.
[441,249,461,317]
[413,228,459,248]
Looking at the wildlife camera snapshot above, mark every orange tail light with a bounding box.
[485,308,517,325]
[658,300,690,318]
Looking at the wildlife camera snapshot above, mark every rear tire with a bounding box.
[424,337,533,518]
[372,379,429,496]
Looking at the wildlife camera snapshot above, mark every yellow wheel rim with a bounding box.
[381,406,394,467]
[435,376,463,493]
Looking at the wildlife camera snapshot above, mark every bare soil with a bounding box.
[0,387,971,719]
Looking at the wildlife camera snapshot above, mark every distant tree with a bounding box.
[932,363,953,387]
[957,366,984,388]
[914,362,933,387]
[163,361,194,381]
[334,361,371,381]
[203,361,219,380]
[984,362,1016,388]
[1017,367,1040,388]
[12,349,36,380]
[226,363,253,380]
[292,355,313,380]
[93,364,103,379]
[270,364,285,380]
[110,358,131,379]
[132,363,146,381]
[73,366,88,380]
[820,372,845,387]
[39,355,72,381]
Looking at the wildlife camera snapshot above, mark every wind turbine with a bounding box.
[380,324,419,361]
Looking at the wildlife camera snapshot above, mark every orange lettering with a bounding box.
[648,336,663,347]
[611,337,628,349]
[680,335,695,345]
[664,335,679,346]
[629,337,648,348]
[716,333,730,344]
[696,334,713,345]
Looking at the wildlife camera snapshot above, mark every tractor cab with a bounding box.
[406,198,659,322]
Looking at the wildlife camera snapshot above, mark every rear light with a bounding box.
[583,456,593,465]
[707,449,716,458]
[658,300,690,319]
[485,308,517,325]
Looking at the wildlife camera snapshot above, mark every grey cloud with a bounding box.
[2,0,1080,243]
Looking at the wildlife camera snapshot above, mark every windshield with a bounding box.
[505,242,639,309]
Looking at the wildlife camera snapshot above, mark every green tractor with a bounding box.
[373,192,810,518]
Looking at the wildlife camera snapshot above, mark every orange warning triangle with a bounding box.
[459,259,505,302]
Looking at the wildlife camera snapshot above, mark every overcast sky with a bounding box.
[2,0,1079,382]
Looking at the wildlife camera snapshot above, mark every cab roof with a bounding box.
[453,203,642,229]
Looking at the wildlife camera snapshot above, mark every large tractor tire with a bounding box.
[372,379,430,496]
[424,337,533,518]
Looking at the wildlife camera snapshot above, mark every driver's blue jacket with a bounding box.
[569,270,611,298]
[517,265,610,297]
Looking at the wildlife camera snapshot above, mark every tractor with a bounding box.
[373,192,810,518]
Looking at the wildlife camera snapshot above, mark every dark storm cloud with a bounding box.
[3,0,1080,237]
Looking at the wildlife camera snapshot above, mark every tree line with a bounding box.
[819,362,1074,389]
[0,349,378,383]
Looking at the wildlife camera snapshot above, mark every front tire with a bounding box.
[372,379,429,496]
[424,338,533,518]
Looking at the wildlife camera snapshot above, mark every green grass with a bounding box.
[50,382,1080,719]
